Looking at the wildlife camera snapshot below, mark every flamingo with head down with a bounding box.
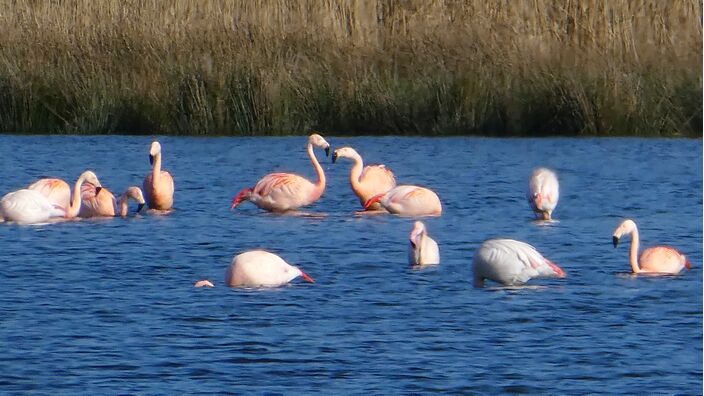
[79,183,146,217]
[612,219,691,275]
[527,167,559,220]
[472,238,566,287]
[231,133,330,212]
[364,185,442,217]
[408,221,439,266]
[0,189,66,224]
[143,140,174,211]
[27,170,103,219]
[331,146,396,210]
[225,250,315,287]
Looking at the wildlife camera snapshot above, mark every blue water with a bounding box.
[0,136,701,394]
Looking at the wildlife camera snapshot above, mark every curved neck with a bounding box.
[152,152,162,184]
[628,226,641,273]
[347,152,364,192]
[307,143,325,197]
[119,193,129,217]
[67,174,86,218]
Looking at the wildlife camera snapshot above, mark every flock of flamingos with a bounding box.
[0,134,691,288]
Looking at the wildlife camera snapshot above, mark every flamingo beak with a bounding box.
[136,203,145,213]
[612,236,619,248]
[685,259,691,269]
[325,146,330,157]
[149,154,154,165]
[299,270,315,283]
[332,152,338,163]
[95,186,103,195]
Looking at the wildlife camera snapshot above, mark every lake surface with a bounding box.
[0,135,701,394]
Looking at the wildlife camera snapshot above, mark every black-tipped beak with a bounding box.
[410,241,417,249]
[332,152,338,163]
[612,236,619,248]
[136,203,145,213]
[95,186,103,195]
[149,155,154,165]
[325,147,330,157]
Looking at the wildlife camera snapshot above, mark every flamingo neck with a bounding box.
[67,174,87,218]
[347,152,364,193]
[152,152,162,184]
[119,193,129,217]
[307,143,325,198]
[628,225,641,273]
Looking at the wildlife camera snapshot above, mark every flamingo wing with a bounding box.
[27,178,71,209]
[359,165,396,191]
[250,173,315,210]
[639,246,689,273]
[0,189,65,223]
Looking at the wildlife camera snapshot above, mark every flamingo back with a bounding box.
[27,178,71,209]
[250,173,317,211]
[473,239,564,286]
[225,250,302,287]
[639,246,689,274]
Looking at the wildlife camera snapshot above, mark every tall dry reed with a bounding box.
[0,0,700,136]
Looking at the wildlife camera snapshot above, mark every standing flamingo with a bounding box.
[0,189,66,224]
[364,185,442,217]
[28,170,103,219]
[527,167,559,220]
[231,133,330,212]
[472,239,566,287]
[224,250,315,287]
[331,146,396,210]
[143,140,174,211]
[408,221,439,266]
[79,183,145,217]
[612,219,691,275]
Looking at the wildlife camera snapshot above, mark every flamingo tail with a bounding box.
[363,194,384,210]
[231,188,252,209]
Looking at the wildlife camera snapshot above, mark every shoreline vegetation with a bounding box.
[0,1,700,137]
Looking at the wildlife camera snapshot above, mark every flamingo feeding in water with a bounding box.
[27,170,103,219]
[0,189,66,224]
[143,140,174,211]
[224,250,315,287]
[364,185,442,217]
[231,133,330,212]
[527,167,559,220]
[612,219,691,275]
[331,146,396,210]
[472,238,566,287]
[79,184,146,217]
[408,221,439,266]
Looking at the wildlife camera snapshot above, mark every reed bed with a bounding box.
[0,0,700,136]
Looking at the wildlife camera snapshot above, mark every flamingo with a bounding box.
[28,170,103,219]
[231,133,330,212]
[0,189,66,224]
[527,167,559,220]
[408,221,439,266]
[364,185,442,217]
[612,219,691,275]
[143,140,174,211]
[224,250,315,287]
[331,146,396,210]
[79,184,145,217]
[472,238,566,287]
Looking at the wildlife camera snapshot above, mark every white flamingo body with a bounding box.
[332,147,396,210]
[0,189,66,224]
[365,185,442,216]
[472,239,566,287]
[231,134,330,212]
[225,250,315,287]
[408,221,439,266]
[527,167,559,220]
[612,219,690,275]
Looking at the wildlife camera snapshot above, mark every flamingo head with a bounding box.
[530,192,542,210]
[149,141,162,164]
[363,194,385,210]
[80,170,102,191]
[231,188,253,209]
[612,219,637,247]
[126,186,146,212]
[295,267,315,283]
[409,221,426,248]
[331,147,357,164]
[309,133,330,156]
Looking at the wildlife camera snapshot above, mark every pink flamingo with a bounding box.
[472,238,566,287]
[612,219,691,275]
[27,170,103,219]
[331,146,396,210]
[364,185,442,217]
[527,167,559,220]
[224,250,315,287]
[79,183,146,217]
[408,221,439,266]
[231,134,330,212]
[143,141,174,211]
[0,189,66,224]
